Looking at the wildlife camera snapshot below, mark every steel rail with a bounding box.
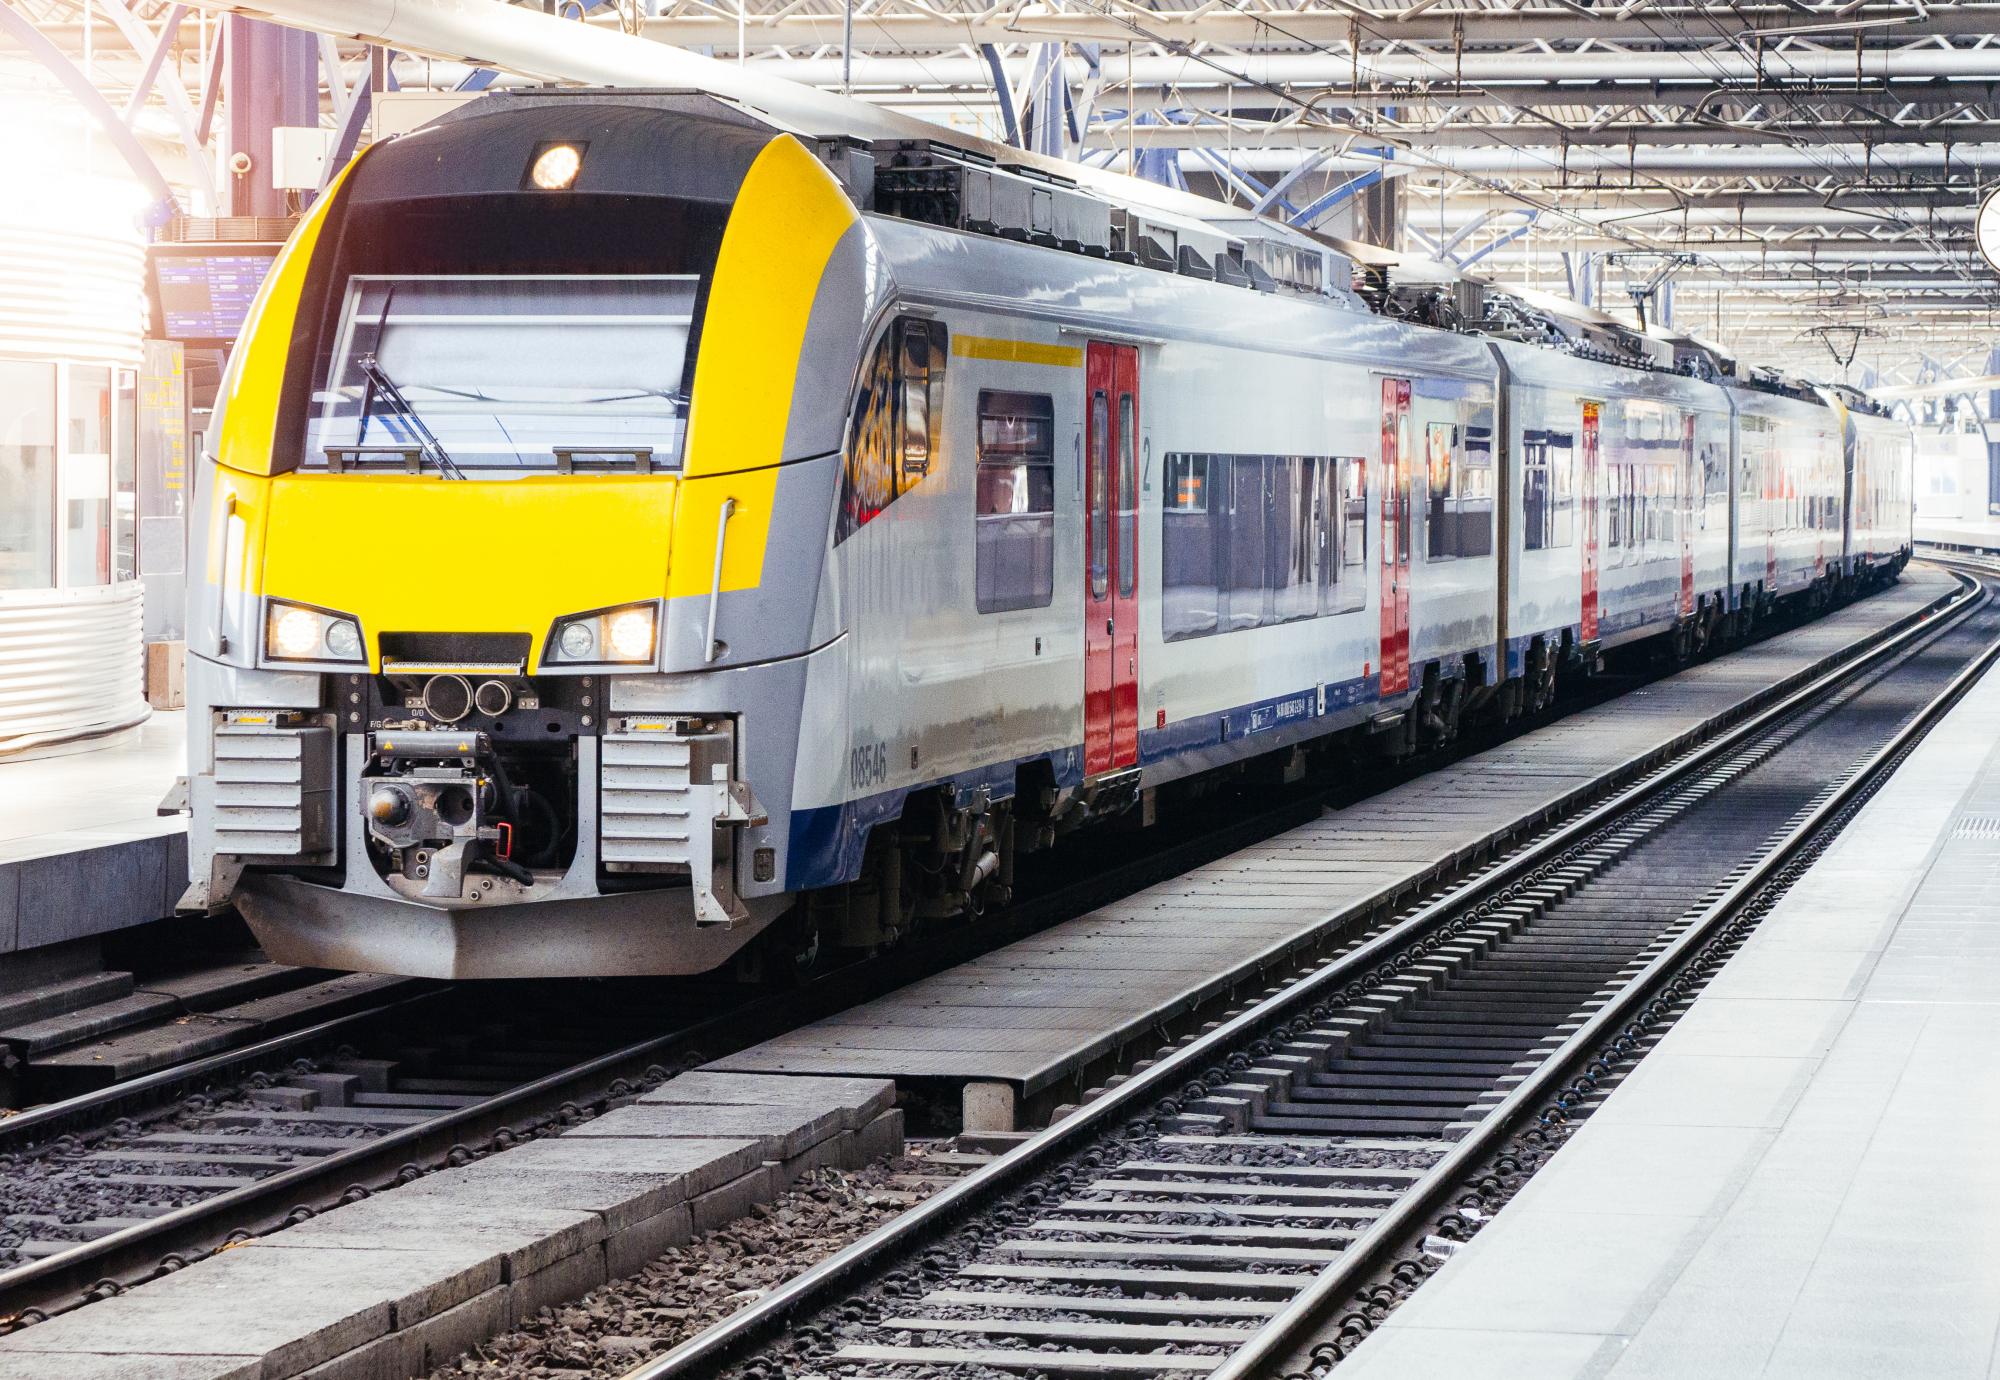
[0,988,804,1326]
[1221,561,2000,1377]
[0,984,438,1154]
[625,563,1976,1380]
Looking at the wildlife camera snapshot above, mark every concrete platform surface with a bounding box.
[0,711,187,960]
[1337,605,2000,1380]
[0,1070,903,1380]
[712,572,1951,1112]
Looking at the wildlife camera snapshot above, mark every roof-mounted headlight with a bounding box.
[546,602,658,668]
[265,600,366,664]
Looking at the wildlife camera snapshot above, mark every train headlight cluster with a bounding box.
[546,602,658,667]
[265,600,366,664]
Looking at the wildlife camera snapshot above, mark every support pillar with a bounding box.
[225,16,319,218]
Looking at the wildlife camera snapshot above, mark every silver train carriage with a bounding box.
[179,90,1914,978]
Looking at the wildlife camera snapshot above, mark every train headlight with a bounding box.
[265,600,367,664]
[528,142,584,191]
[558,622,596,660]
[546,602,658,667]
[607,607,655,661]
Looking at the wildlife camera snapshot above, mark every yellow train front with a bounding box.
[182,92,872,977]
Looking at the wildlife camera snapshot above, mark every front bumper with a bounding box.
[237,873,784,979]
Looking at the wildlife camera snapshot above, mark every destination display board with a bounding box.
[148,243,282,348]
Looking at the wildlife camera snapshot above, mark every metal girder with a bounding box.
[620,4,2000,52]
[0,1,176,210]
[662,45,2000,92]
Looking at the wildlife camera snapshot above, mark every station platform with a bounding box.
[0,713,187,966]
[1917,515,2000,550]
[1336,597,2000,1379]
[711,570,1953,1128]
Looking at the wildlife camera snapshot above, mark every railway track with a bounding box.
[619,559,2000,1380]
[0,571,1944,1344]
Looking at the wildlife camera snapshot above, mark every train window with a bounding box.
[1117,394,1137,598]
[898,319,947,483]
[1089,392,1109,600]
[1162,453,1218,638]
[1606,461,1624,551]
[1161,452,1369,641]
[310,275,701,474]
[1228,455,1269,629]
[1424,424,1455,561]
[1270,457,1314,624]
[1522,430,1575,550]
[974,390,1056,614]
[837,316,949,544]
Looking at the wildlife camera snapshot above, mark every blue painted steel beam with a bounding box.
[1289,167,1381,228]
[119,3,189,128]
[1250,147,1330,217]
[1457,214,1539,268]
[1192,147,1272,206]
[0,4,175,211]
[321,57,374,192]
[979,44,1021,147]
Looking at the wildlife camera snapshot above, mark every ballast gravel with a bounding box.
[426,1157,941,1379]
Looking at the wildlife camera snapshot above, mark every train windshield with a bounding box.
[305,274,698,474]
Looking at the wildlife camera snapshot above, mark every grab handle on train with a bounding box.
[214,491,237,656]
[705,497,737,664]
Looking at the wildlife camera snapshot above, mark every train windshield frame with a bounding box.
[303,273,699,474]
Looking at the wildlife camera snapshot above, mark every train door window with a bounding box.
[1089,391,1109,599]
[837,316,948,544]
[1162,452,1219,639]
[1341,456,1367,572]
[1117,394,1137,598]
[974,390,1056,613]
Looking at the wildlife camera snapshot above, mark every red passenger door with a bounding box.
[1379,379,1412,696]
[1084,342,1139,774]
[1581,400,1602,642]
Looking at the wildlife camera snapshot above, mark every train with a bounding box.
[178,89,1913,979]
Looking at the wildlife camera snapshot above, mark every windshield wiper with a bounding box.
[356,354,466,480]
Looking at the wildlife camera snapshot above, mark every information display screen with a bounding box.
[148,243,283,348]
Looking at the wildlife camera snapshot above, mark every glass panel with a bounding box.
[975,390,1055,613]
[1342,457,1367,569]
[309,275,699,471]
[1425,422,1455,560]
[64,453,111,586]
[1089,392,1109,600]
[1162,453,1219,639]
[66,365,114,586]
[837,334,897,542]
[1226,455,1267,630]
[1460,422,1493,557]
[1269,457,1313,623]
[0,361,56,590]
[1116,393,1137,598]
[114,369,138,582]
[899,322,932,480]
[1551,433,1576,547]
